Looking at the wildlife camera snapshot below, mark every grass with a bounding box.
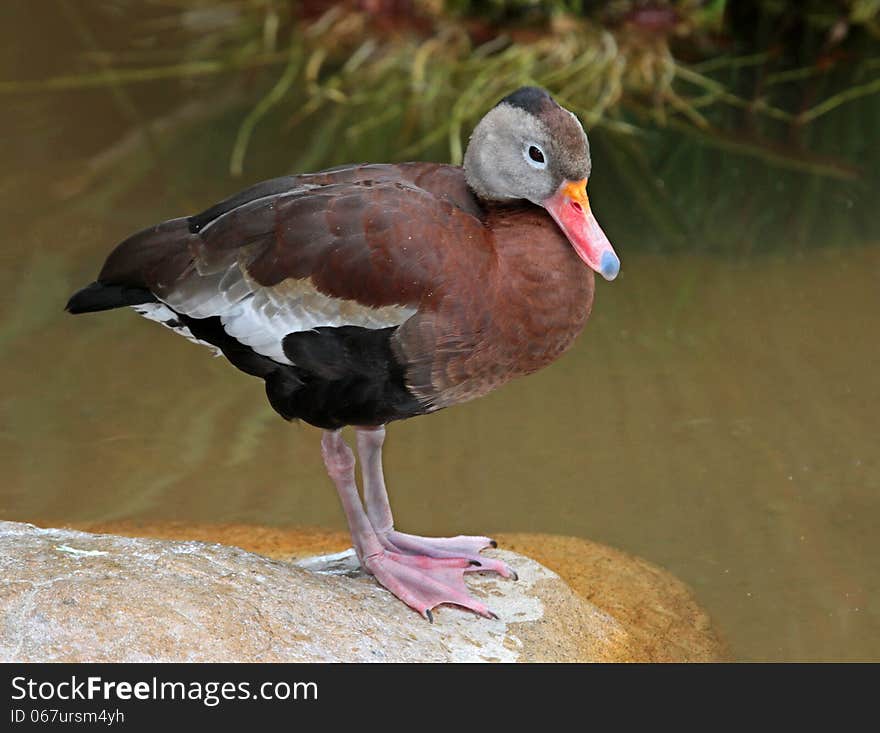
[3,0,879,252]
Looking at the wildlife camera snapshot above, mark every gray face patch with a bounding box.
[463,91,592,204]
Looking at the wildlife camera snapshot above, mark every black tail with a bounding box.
[65,281,157,314]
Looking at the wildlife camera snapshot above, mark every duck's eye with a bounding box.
[524,143,547,170]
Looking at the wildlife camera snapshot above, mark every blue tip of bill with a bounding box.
[600,251,620,281]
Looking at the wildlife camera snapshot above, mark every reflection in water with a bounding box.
[1,5,879,663]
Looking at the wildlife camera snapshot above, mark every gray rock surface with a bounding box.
[0,521,634,662]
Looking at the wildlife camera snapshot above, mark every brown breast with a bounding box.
[395,202,594,410]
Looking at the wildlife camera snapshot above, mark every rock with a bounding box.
[0,521,638,663]
[496,533,729,662]
[72,521,729,661]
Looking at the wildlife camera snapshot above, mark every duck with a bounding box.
[66,86,620,621]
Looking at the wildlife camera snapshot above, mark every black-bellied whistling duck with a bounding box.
[67,86,620,621]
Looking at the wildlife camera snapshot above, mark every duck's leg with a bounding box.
[355,426,516,580]
[321,429,497,621]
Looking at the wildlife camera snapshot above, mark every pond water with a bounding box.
[1,4,878,662]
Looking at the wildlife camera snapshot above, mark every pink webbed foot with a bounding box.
[363,550,500,621]
[379,531,518,581]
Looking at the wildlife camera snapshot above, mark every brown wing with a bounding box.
[99,169,494,379]
[192,179,491,302]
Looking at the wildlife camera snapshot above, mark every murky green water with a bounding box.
[1,4,878,661]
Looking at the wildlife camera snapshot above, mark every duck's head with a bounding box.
[463,86,620,281]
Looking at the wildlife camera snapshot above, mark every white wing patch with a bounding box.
[145,260,416,365]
